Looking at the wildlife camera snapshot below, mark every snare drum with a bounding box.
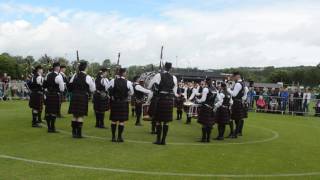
[184,101,200,118]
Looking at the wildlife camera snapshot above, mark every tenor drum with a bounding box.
[142,103,151,121]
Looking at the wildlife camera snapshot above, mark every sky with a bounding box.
[0,0,320,68]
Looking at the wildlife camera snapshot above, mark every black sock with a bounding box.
[201,127,206,141]
[38,112,42,122]
[71,121,77,137]
[45,115,51,131]
[234,120,240,136]
[239,119,244,134]
[111,124,117,139]
[95,113,99,127]
[206,126,212,142]
[151,121,156,133]
[154,124,162,143]
[78,122,83,137]
[136,116,140,125]
[32,112,38,126]
[218,124,225,138]
[187,117,191,124]
[118,125,124,140]
[50,117,56,131]
[161,124,169,144]
[229,121,234,136]
[100,113,105,127]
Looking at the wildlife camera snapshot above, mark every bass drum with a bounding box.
[139,72,157,89]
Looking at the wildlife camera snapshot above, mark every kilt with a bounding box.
[153,95,174,123]
[29,92,43,111]
[110,100,129,121]
[216,106,231,124]
[231,99,245,120]
[148,97,157,118]
[68,92,89,117]
[175,97,184,110]
[44,92,60,114]
[93,92,110,113]
[197,105,215,126]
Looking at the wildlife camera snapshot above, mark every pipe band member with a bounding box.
[43,62,65,133]
[215,83,233,140]
[196,78,220,143]
[28,65,44,127]
[183,82,197,124]
[107,68,134,143]
[93,67,110,129]
[148,62,178,145]
[68,61,96,138]
[57,65,68,118]
[227,72,248,138]
[133,76,153,126]
[175,82,185,121]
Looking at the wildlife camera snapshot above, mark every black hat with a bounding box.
[52,62,60,68]
[119,68,126,75]
[35,65,43,71]
[60,65,66,69]
[100,67,108,72]
[133,76,140,82]
[221,82,227,88]
[164,62,172,70]
[78,61,88,71]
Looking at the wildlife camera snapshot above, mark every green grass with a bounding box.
[0,101,320,180]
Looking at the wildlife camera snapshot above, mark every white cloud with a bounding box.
[1,2,320,68]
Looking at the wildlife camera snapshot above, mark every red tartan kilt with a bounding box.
[68,92,89,117]
[197,105,215,126]
[29,92,43,111]
[110,100,129,121]
[154,96,174,122]
[45,92,60,114]
[93,93,110,113]
[216,107,231,124]
[231,100,245,120]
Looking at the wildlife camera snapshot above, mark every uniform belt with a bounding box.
[159,91,173,95]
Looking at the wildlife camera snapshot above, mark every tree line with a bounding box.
[1,52,319,87]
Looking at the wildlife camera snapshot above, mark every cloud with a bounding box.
[1,2,320,68]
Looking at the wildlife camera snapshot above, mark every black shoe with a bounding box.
[117,138,124,143]
[111,138,117,142]
[32,124,41,128]
[215,137,224,141]
[135,123,142,126]
[238,133,243,136]
[153,141,161,145]
[160,140,166,145]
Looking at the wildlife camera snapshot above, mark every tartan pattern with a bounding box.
[216,106,231,124]
[44,92,60,114]
[231,100,245,120]
[153,96,174,122]
[68,92,89,117]
[197,105,215,126]
[29,92,43,111]
[93,92,110,113]
[109,100,129,121]
[175,97,184,110]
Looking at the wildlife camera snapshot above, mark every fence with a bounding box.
[247,95,319,117]
[0,82,30,100]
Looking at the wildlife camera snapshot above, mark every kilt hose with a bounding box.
[153,95,174,123]
[216,106,231,124]
[197,105,215,126]
[93,92,110,113]
[29,92,43,111]
[110,100,129,122]
[45,92,60,115]
[231,100,245,121]
[68,92,89,117]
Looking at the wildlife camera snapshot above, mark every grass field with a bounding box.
[0,101,320,180]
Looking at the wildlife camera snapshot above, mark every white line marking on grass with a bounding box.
[51,125,279,146]
[0,154,319,178]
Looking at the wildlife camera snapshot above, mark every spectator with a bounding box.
[302,88,312,114]
[256,96,267,112]
[294,88,303,116]
[247,87,256,108]
[280,88,289,113]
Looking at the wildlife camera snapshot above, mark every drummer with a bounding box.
[175,82,185,120]
[196,78,220,143]
[133,76,153,126]
[183,82,197,124]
